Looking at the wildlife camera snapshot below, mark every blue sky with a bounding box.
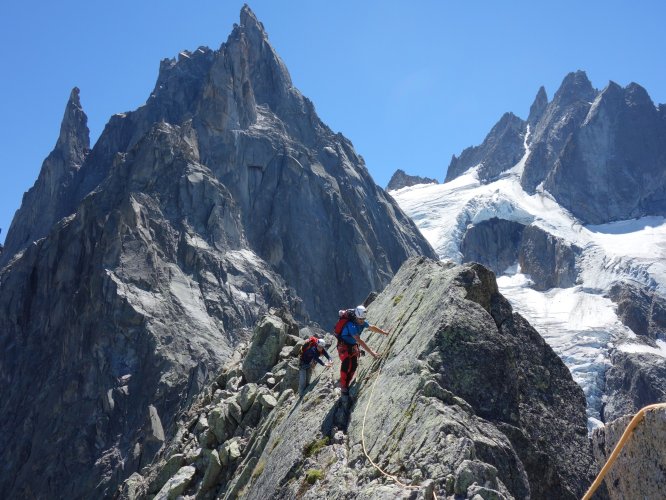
[1,0,665,244]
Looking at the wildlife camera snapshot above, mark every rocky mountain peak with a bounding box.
[386,169,438,191]
[527,85,548,125]
[552,70,597,106]
[624,81,655,110]
[445,111,526,182]
[444,69,666,224]
[239,4,266,37]
[1,88,90,263]
[56,86,90,162]
[0,8,435,497]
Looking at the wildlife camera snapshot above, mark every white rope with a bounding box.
[360,361,438,499]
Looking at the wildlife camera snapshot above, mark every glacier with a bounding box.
[391,166,666,429]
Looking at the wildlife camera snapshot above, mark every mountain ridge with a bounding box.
[0,6,434,498]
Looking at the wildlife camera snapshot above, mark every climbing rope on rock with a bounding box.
[360,360,438,500]
[582,402,666,500]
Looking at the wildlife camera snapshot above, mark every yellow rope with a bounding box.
[360,360,438,500]
[582,402,666,500]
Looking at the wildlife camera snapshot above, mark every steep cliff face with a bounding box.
[460,219,580,291]
[542,80,666,224]
[123,258,596,500]
[0,6,434,499]
[0,123,294,499]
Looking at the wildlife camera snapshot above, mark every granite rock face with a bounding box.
[602,350,666,422]
[460,218,524,274]
[0,6,434,499]
[445,70,666,225]
[607,281,666,339]
[461,219,580,290]
[592,407,666,499]
[386,169,438,191]
[125,258,596,500]
[518,225,580,290]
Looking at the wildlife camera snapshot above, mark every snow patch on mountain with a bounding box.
[391,170,666,428]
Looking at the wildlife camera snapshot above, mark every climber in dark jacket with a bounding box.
[299,339,332,396]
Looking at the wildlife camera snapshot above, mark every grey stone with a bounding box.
[461,220,580,290]
[184,446,203,466]
[208,405,231,443]
[238,383,258,412]
[386,169,438,191]
[201,449,222,491]
[518,225,580,290]
[454,460,498,495]
[197,428,217,449]
[227,399,243,425]
[149,454,185,494]
[153,465,196,500]
[592,407,666,500]
[118,472,145,500]
[602,350,666,422]
[1,87,90,264]
[226,376,242,392]
[226,439,242,462]
[461,218,525,275]
[258,394,278,410]
[527,86,548,126]
[241,315,287,383]
[607,281,666,339]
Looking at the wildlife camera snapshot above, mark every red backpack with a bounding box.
[333,309,356,339]
[299,336,319,358]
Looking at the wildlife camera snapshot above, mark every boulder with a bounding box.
[602,350,666,421]
[592,406,666,499]
[153,465,196,500]
[241,315,287,382]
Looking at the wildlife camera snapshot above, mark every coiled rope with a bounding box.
[582,402,666,500]
[360,360,438,500]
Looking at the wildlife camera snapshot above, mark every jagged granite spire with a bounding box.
[527,85,548,126]
[57,87,90,157]
[1,87,90,263]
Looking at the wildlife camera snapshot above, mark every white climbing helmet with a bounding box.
[354,305,367,319]
[316,338,327,348]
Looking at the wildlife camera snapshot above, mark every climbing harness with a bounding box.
[360,359,438,500]
[582,402,666,500]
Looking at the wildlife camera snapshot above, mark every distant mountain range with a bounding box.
[445,71,666,225]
